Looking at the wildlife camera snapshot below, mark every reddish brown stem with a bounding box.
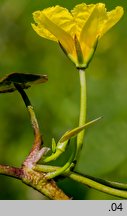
[0,164,23,179]
[14,83,44,167]
[22,166,70,200]
[0,164,70,199]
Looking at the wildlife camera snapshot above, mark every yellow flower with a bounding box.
[32,3,123,68]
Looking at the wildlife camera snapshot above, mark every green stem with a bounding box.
[34,164,127,199]
[68,172,127,199]
[45,154,73,180]
[76,69,86,159]
[45,139,76,179]
[43,140,68,163]
[81,173,127,191]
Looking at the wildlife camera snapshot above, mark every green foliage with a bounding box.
[0,0,127,199]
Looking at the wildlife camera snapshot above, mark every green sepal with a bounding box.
[86,37,99,68]
[74,35,86,69]
[60,116,102,143]
[59,40,87,69]
[59,41,77,65]
[59,41,68,57]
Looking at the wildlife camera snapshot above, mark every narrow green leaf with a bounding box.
[74,35,84,65]
[60,116,102,143]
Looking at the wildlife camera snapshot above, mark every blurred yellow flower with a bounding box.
[32,3,123,68]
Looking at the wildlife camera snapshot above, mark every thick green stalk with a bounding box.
[68,172,127,199]
[76,69,86,159]
[34,164,127,199]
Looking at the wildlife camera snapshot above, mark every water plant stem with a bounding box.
[76,69,86,159]
[34,164,127,199]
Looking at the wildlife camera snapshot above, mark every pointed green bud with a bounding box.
[56,140,69,152]
[51,138,57,153]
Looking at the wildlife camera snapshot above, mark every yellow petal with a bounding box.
[42,6,74,35]
[32,6,75,54]
[79,4,105,61]
[32,13,57,42]
[80,4,107,46]
[71,3,95,39]
[100,6,124,37]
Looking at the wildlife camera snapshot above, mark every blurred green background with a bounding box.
[0,0,127,200]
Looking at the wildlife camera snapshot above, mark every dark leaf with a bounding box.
[0,72,48,93]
